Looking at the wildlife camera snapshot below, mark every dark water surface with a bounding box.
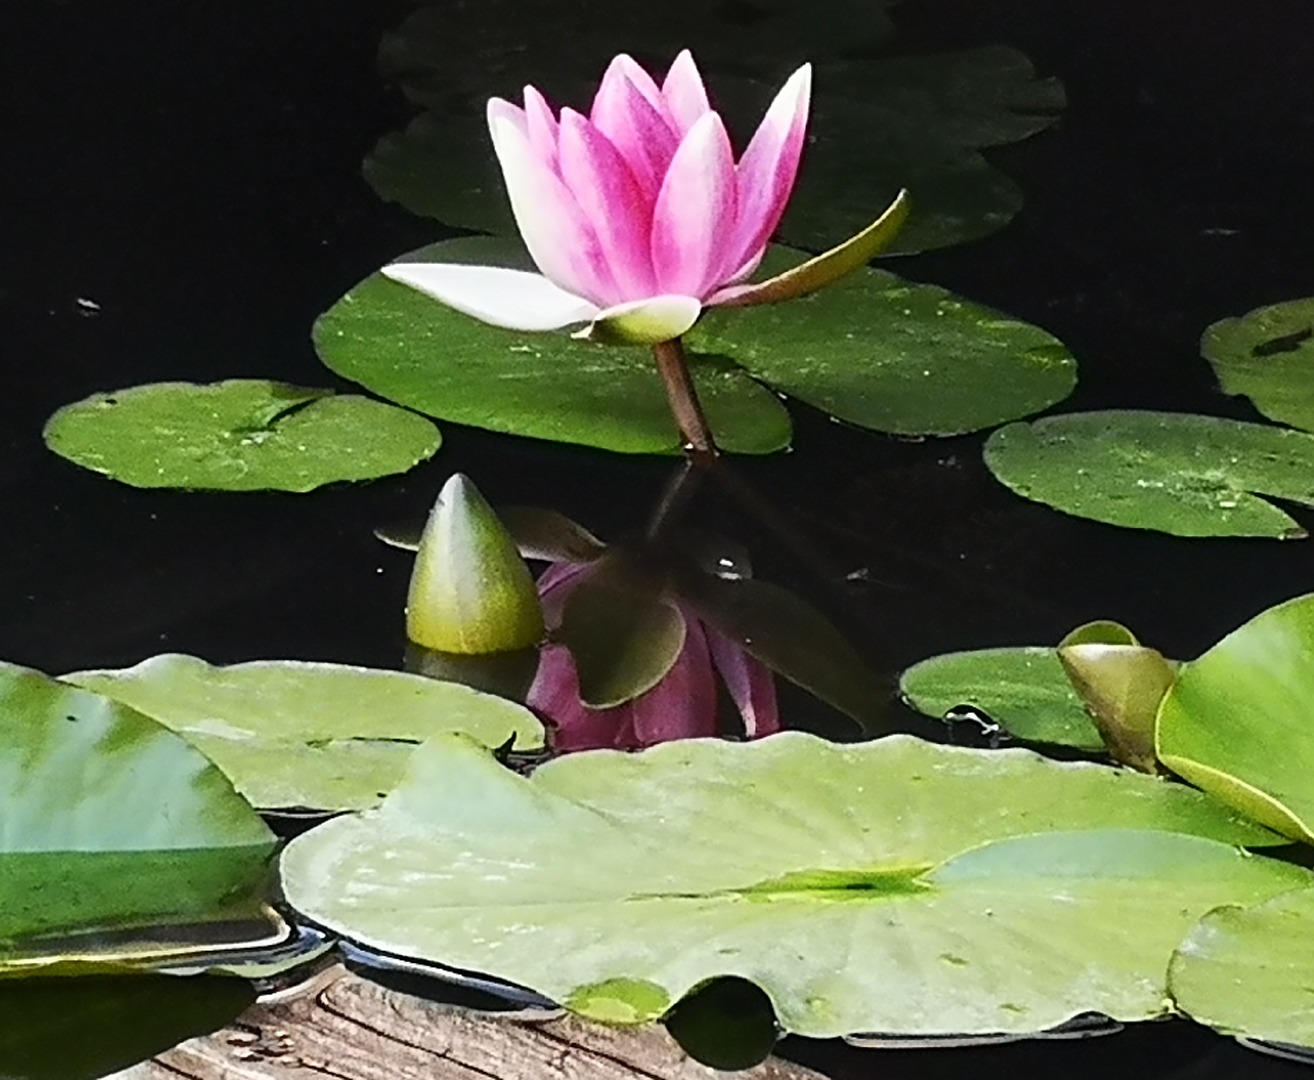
[3,1,1313,1076]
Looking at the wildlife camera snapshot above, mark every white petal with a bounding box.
[573,294,703,345]
[382,263,600,332]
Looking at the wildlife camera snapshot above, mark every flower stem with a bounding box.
[652,337,718,458]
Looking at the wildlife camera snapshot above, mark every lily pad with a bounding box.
[0,664,276,963]
[376,0,896,114]
[313,238,791,455]
[1202,296,1314,433]
[1156,594,1314,843]
[984,410,1314,538]
[899,646,1104,750]
[778,47,1065,254]
[65,654,546,812]
[43,380,440,491]
[281,733,1296,1043]
[690,249,1077,437]
[0,974,254,1080]
[1169,887,1314,1048]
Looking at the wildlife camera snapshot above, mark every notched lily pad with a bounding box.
[1169,887,1314,1049]
[1202,296,1314,433]
[984,410,1314,538]
[281,733,1293,1045]
[64,654,546,812]
[899,646,1104,750]
[691,249,1076,437]
[1156,594,1314,843]
[43,379,441,491]
[314,238,791,456]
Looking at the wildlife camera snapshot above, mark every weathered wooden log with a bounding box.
[119,968,825,1080]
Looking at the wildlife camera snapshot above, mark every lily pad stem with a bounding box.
[653,337,718,458]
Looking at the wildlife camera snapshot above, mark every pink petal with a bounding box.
[589,57,680,200]
[705,623,781,738]
[631,619,719,745]
[522,85,560,171]
[528,643,638,751]
[575,294,702,345]
[660,50,712,134]
[487,110,617,305]
[381,263,600,331]
[557,109,657,301]
[725,63,812,275]
[536,560,594,626]
[650,112,739,298]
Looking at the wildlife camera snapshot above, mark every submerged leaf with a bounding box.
[984,410,1314,538]
[899,646,1104,750]
[1169,887,1314,1049]
[65,654,544,812]
[1156,594,1314,843]
[1202,296,1314,433]
[43,380,440,491]
[281,733,1294,1041]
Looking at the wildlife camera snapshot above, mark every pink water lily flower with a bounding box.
[383,51,908,348]
[528,560,780,752]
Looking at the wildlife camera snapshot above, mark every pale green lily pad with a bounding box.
[1202,296,1314,433]
[691,250,1077,437]
[314,238,791,455]
[899,646,1103,750]
[0,664,276,961]
[1156,594,1314,843]
[1169,887,1314,1048]
[43,380,440,491]
[984,410,1314,538]
[281,733,1295,1041]
[64,654,546,812]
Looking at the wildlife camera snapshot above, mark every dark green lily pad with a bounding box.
[1169,887,1314,1048]
[0,974,254,1080]
[0,664,276,966]
[43,380,440,491]
[1202,296,1314,433]
[899,646,1104,750]
[65,654,545,812]
[282,734,1293,1045]
[691,249,1077,437]
[377,0,896,114]
[314,238,791,456]
[1156,594,1314,843]
[984,410,1314,538]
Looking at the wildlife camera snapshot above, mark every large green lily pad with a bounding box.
[1156,594,1314,843]
[314,238,791,455]
[1169,887,1314,1048]
[281,733,1296,1041]
[43,380,440,491]
[899,646,1103,750]
[0,664,276,963]
[984,410,1314,538]
[1202,296,1314,433]
[65,654,545,812]
[691,249,1077,437]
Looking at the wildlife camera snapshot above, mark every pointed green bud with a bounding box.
[406,474,545,654]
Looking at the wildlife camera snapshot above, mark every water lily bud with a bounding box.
[406,474,545,654]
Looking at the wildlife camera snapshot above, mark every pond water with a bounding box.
[4,0,1314,1077]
